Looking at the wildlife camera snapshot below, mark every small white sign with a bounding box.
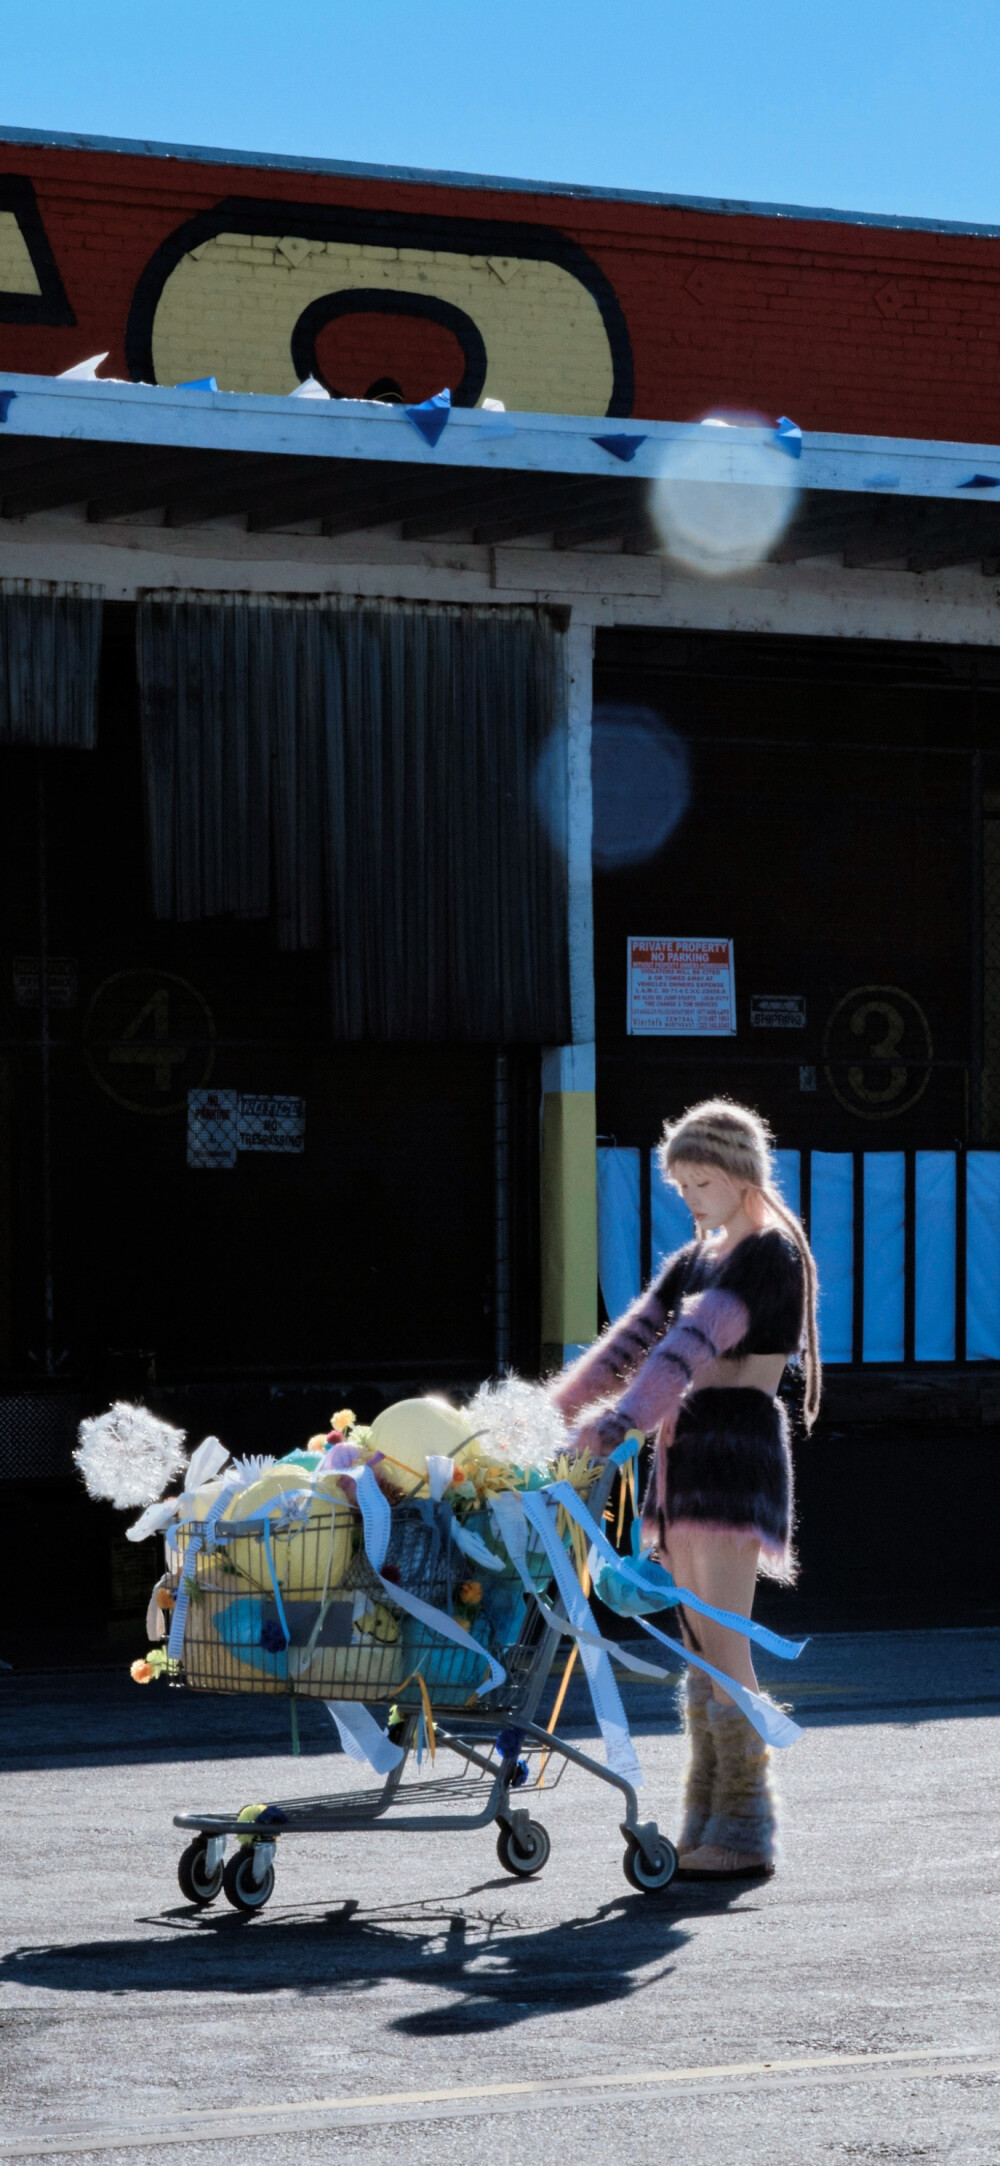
[751,994,806,1030]
[627,937,736,1036]
[187,1088,239,1170]
[237,1093,306,1154]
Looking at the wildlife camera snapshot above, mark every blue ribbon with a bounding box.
[549,1475,808,1663]
[353,1466,506,1696]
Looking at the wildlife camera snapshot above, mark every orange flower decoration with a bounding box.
[458,1581,483,1607]
[155,1587,175,1612]
[130,1659,154,1684]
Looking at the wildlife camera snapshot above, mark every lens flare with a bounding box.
[649,412,799,577]
[535,707,691,871]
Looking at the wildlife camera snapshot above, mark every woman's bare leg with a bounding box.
[665,1526,762,1700]
[665,1525,778,1874]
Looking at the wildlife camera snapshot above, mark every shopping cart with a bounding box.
[168,1462,678,1912]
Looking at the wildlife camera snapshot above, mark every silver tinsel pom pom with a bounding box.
[462,1374,568,1472]
[74,1402,187,1508]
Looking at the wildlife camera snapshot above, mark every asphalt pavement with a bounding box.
[1,1630,998,2165]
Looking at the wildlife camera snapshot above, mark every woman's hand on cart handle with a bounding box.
[568,1407,632,1461]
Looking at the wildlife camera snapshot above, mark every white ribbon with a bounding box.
[448,1518,505,1571]
[325,1701,404,1773]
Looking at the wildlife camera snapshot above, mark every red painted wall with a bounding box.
[2,138,1000,440]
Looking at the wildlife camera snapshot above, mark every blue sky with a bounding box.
[4,1,1000,227]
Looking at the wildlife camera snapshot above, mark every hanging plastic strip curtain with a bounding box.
[809,1152,853,1362]
[773,1148,801,1217]
[596,1147,640,1317]
[136,593,570,1044]
[651,1151,691,1275]
[914,1152,956,1360]
[966,1152,1000,1358]
[597,1143,1000,1366]
[863,1151,905,1362]
[0,582,103,748]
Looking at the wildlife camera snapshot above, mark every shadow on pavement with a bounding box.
[0,1882,742,2033]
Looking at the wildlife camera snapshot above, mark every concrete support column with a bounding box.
[541,619,597,1369]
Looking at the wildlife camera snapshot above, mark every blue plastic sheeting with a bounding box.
[650,1151,694,1274]
[914,1152,956,1361]
[863,1153,905,1362]
[596,1147,640,1320]
[773,1149,801,1216]
[966,1152,1000,1359]
[811,1152,854,1362]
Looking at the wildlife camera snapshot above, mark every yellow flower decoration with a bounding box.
[332,1409,356,1432]
[458,1581,483,1606]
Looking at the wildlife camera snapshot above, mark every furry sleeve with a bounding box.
[549,1281,673,1424]
[572,1287,750,1459]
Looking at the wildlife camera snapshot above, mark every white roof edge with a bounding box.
[1,371,999,502]
[0,121,998,241]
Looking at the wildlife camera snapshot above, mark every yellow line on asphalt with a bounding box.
[0,2044,991,2157]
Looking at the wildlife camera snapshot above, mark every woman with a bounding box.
[550,1099,820,1882]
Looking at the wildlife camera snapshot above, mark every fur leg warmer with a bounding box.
[676,1668,716,1855]
[700,1699,779,1866]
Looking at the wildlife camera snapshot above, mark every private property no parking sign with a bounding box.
[627,937,737,1036]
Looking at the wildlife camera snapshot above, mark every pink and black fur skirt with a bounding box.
[664,1387,796,1584]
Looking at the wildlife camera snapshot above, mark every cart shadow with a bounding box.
[0,1882,746,2036]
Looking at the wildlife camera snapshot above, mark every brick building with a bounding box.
[2,125,1000,1654]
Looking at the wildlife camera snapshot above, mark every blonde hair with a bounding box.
[659,1097,821,1430]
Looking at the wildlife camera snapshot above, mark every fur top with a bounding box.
[656,1229,804,1360]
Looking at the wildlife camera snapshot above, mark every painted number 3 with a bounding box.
[823,985,933,1121]
[847,999,907,1104]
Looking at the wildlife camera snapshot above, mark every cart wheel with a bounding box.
[177,1839,224,1907]
[222,1846,276,1913]
[623,1833,677,1893]
[496,1819,551,1877]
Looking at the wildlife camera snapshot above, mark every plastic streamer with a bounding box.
[490,1489,641,1783]
[165,1482,298,1663]
[324,1701,404,1773]
[548,1472,809,1663]
[352,1466,507,1696]
[491,1483,803,1752]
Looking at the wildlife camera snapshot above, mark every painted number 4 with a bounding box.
[108,988,187,1095]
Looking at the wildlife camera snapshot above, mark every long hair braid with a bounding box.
[758,1183,822,1430]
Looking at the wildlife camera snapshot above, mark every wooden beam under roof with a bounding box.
[2,446,126,516]
[552,488,646,549]
[311,468,530,539]
[162,455,312,527]
[473,479,623,545]
[87,450,224,521]
[247,458,436,533]
[399,478,518,539]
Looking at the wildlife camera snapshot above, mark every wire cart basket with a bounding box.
[168,1463,678,1912]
